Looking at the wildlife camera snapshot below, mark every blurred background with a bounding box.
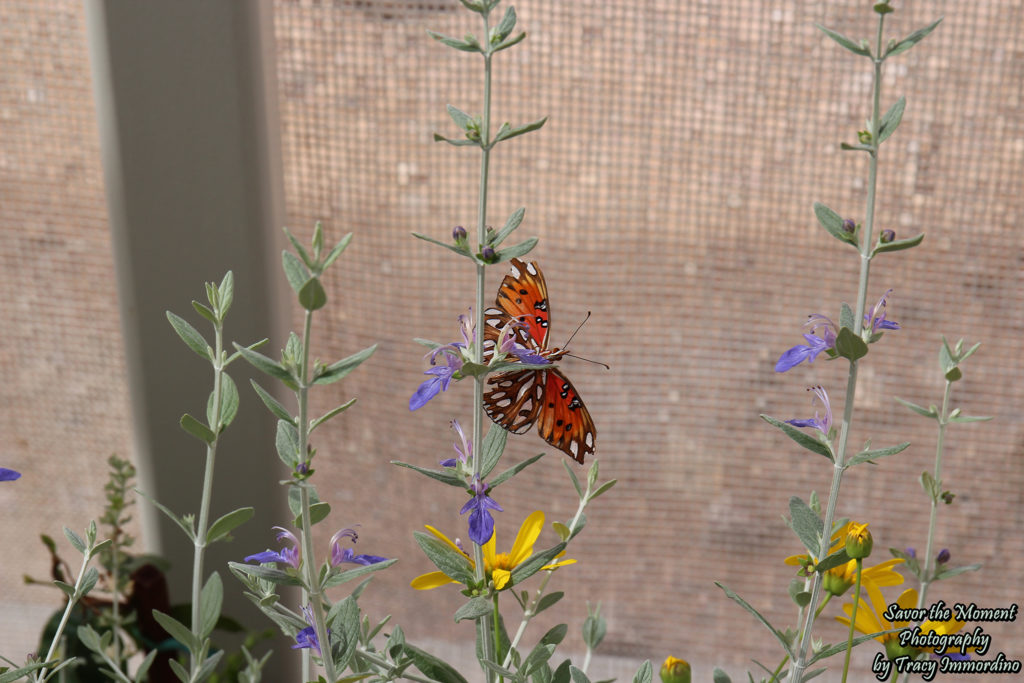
[2,0,1021,680]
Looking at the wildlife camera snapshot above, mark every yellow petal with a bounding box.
[509,511,545,566]
[483,528,498,566]
[411,571,459,590]
[492,568,511,590]
[541,558,576,571]
[425,524,472,562]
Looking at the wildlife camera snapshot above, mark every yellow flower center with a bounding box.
[488,552,515,572]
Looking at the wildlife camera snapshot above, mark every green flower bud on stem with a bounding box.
[845,522,873,559]
[660,656,691,683]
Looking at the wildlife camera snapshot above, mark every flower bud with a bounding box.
[842,218,857,234]
[941,491,955,505]
[936,548,950,565]
[480,245,497,262]
[823,570,853,597]
[452,225,467,242]
[880,229,895,243]
[845,522,873,560]
[660,656,691,683]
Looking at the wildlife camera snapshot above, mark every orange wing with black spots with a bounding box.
[482,259,596,463]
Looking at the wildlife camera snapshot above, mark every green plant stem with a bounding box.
[840,559,864,683]
[190,318,225,677]
[916,379,952,609]
[354,648,434,683]
[37,549,95,681]
[791,12,888,683]
[295,309,338,683]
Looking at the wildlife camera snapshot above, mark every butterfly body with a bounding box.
[482,259,596,463]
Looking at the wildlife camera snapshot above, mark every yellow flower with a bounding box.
[845,521,873,559]
[785,521,903,596]
[836,584,967,660]
[411,510,575,591]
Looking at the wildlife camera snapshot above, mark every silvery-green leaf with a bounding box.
[493,32,527,53]
[816,548,850,573]
[228,561,304,587]
[835,326,868,361]
[206,372,239,431]
[313,344,377,385]
[64,527,87,555]
[716,582,793,657]
[492,117,548,144]
[631,661,653,683]
[495,236,539,262]
[588,479,617,501]
[562,460,583,498]
[282,250,311,293]
[432,133,480,147]
[321,232,353,271]
[839,302,856,331]
[133,650,158,683]
[207,507,254,544]
[310,398,357,432]
[167,312,211,360]
[199,572,223,639]
[761,415,833,461]
[813,202,858,248]
[446,104,476,132]
[885,17,943,58]
[251,380,294,423]
[509,543,567,585]
[327,596,360,670]
[816,24,871,57]
[479,423,509,479]
[873,232,924,255]
[181,413,215,444]
[283,226,313,268]
[895,396,938,419]
[294,501,331,529]
[217,271,234,317]
[403,642,469,683]
[711,669,732,683]
[168,657,189,682]
[948,414,993,423]
[427,29,483,53]
[806,630,899,664]
[877,96,905,143]
[788,496,823,557]
[323,558,396,588]
[137,489,196,541]
[234,344,295,383]
[412,230,473,257]
[413,531,474,585]
[535,591,564,615]
[847,442,910,467]
[196,650,224,682]
[80,566,99,596]
[298,277,327,311]
[0,662,49,683]
[153,609,201,654]
[489,207,526,247]
[493,6,516,42]
[489,453,544,488]
[453,596,492,623]
[192,300,217,324]
[569,665,591,683]
[275,419,301,468]
[391,461,465,487]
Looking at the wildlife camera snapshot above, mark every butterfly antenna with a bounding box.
[563,312,611,370]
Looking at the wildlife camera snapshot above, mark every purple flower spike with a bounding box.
[330,526,388,567]
[460,476,502,545]
[244,526,301,569]
[293,605,327,656]
[865,288,899,334]
[786,385,833,436]
[409,346,464,411]
[775,314,839,372]
[0,468,21,482]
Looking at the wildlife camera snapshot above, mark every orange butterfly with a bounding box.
[482,259,596,463]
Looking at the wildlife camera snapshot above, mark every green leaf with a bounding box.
[569,665,591,683]
[207,507,255,544]
[63,526,87,555]
[413,531,475,585]
[947,414,993,424]
[920,470,941,501]
[217,271,234,316]
[403,642,469,683]
[492,6,516,42]
[282,250,311,293]
[489,207,525,247]
[192,300,217,324]
[495,236,539,262]
[432,133,480,147]
[839,302,856,330]
[54,579,75,598]
[251,380,295,423]
[788,497,824,557]
[327,596,361,671]
[199,571,223,639]
[479,423,509,479]
[509,542,567,585]
[207,372,239,431]
[195,650,224,682]
[228,561,304,586]
[152,609,201,654]
[877,96,905,144]
[167,312,211,360]
[168,658,189,683]
[136,488,196,541]
[711,668,732,683]
[816,24,871,57]
[816,548,851,573]
[80,566,99,596]
[181,413,216,444]
[275,419,301,468]
[310,398,357,432]
[426,29,483,53]
[283,226,313,269]
[631,661,653,683]
[761,415,833,461]
[886,17,943,58]
[391,461,465,487]
[895,396,938,419]
[535,591,564,616]
[323,558,396,588]
[313,343,377,385]
[453,595,492,623]
[834,326,868,361]
[493,31,527,53]
[492,116,548,145]
[588,479,617,501]
[807,629,900,664]
[412,230,473,257]
[873,232,924,255]
[295,501,331,529]
[0,662,49,683]
[298,277,327,311]
[562,460,584,498]
[489,453,544,488]
[813,202,858,248]
[715,582,793,657]
[234,344,295,384]
[846,441,910,467]
[447,103,477,133]
[932,562,981,581]
[321,232,353,271]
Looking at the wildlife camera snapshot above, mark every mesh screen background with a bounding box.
[2,0,1022,678]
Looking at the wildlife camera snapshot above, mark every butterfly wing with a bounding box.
[535,369,596,463]
[483,258,550,358]
[483,368,544,434]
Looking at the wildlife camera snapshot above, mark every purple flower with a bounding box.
[905,547,917,559]
[293,605,327,656]
[0,468,20,482]
[460,475,502,545]
[244,526,301,569]
[496,320,549,365]
[936,548,951,564]
[441,419,472,468]
[330,527,388,567]
[864,288,899,334]
[775,314,838,372]
[409,346,464,411]
[786,385,833,436]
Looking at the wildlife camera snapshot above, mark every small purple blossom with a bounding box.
[775,314,838,372]
[864,288,899,334]
[936,548,951,564]
[293,605,327,656]
[0,468,20,482]
[905,547,917,559]
[460,475,502,545]
[330,527,388,567]
[496,320,549,365]
[409,345,464,411]
[441,419,472,468]
[786,385,833,436]
[244,526,301,569]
